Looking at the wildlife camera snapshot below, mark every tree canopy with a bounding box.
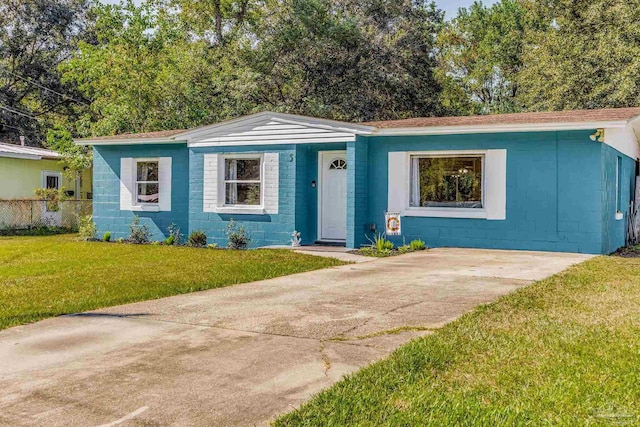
[0,0,639,146]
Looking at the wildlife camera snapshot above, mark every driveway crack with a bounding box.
[337,300,426,338]
[318,341,331,377]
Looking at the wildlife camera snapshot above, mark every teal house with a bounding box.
[77,107,640,254]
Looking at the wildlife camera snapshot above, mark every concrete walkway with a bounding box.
[0,249,592,426]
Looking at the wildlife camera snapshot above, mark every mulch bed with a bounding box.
[613,246,640,258]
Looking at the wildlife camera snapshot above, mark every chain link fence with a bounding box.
[0,199,92,231]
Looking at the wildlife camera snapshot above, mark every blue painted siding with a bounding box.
[91,129,635,254]
[189,145,298,247]
[359,130,610,254]
[93,144,189,241]
[188,143,344,248]
[346,139,369,248]
[601,144,635,254]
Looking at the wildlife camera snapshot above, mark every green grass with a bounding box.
[0,234,346,330]
[276,256,640,426]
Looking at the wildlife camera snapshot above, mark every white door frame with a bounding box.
[317,150,348,242]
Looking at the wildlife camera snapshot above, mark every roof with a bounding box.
[79,128,188,142]
[0,142,60,160]
[76,108,640,146]
[365,107,640,129]
[76,112,375,146]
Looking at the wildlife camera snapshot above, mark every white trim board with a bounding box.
[373,120,629,136]
[388,149,507,220]
[203,152,279,215]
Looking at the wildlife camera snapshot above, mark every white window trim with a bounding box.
[217,153,266,215]
[41,170,62,189]
[407,152,486,217]
[134,158,160,211]
[389,149,507,220]
[120,157,171,212]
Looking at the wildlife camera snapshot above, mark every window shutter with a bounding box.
[120,158,134,210]
[158,157,172,211]
[203,154,219,213]
[485,149,507,220]
[388,152,408,212]
[264,152,279,214]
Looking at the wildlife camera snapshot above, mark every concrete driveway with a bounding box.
[0,248,592,426]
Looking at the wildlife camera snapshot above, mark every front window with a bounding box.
[224,158,262,206]
[136,160,159,204]
[410,156,483,209]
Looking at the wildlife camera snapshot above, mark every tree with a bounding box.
[45,125,92,194]
[0,0,95,145]
[517,0,640,111]
[436,0,527,115]
[250,0,445,122]
[62,0,258,136]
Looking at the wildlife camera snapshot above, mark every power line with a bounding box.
[0,67,88,106]
[0,104,38,120]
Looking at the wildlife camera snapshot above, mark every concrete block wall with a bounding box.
[346,139,369,248]
[189,145,297,248]
[601,144,636,254]
[92,144,190,241]
[362,130,611,254]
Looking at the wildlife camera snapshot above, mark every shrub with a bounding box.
[167,223,183,245]
[207,243,219,249]
[226,219,251,250]
[128,215,151,244]
[102,231,111,242]
[359,246,394,257]
[116,237,124,243]
[409,239,427,251]
[34,187,66,212]
[398,245,411,254]
[372,233,394,251]
[78,215,97,241]
[164,235,176,246]
[188,230,207,247]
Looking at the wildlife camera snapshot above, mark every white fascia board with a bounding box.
[75,138,186,146]
[188,136,356,148]
[0,152,43,160]
[177,111,374,141]
[372,121,629,136]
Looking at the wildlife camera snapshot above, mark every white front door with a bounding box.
[319,151,347,241]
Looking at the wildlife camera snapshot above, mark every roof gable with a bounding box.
[181,112,374,147]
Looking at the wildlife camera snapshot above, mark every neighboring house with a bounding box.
[76,107,640,254]
[0,142,92,200]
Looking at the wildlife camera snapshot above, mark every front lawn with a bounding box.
[0,235,346,330]
[276,255,640,426]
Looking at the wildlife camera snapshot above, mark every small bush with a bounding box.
[188,230,207,247]
[164,234,176,246]
[207,243,219,249]
[116,237,124,243]
[372,233,394,251]
[398,245,411,254]
[359,246,394,257]
[226,219,251,250]
[167,223,183,245]
[78,215,97,241]
[128,215,151,244]
[102,231,111,242]
[409,239,427,251]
